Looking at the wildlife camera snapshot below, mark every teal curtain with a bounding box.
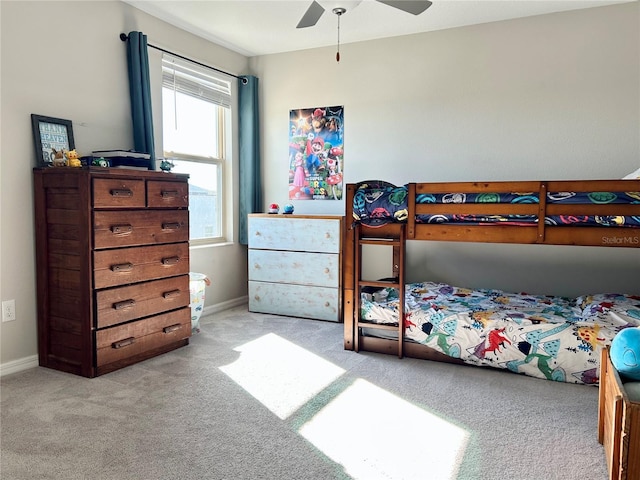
[238,75,261,245]
[126,31,155,163]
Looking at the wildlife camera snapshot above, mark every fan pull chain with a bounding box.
[333,7,346,63]
[336,13,341,62]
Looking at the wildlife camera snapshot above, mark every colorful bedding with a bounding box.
[352,181,640,227]
[360,282,640,385]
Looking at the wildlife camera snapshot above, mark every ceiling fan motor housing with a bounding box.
[296,0,432,29]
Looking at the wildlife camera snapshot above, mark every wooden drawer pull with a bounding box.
[161,190,179,198]
[163,324,182,334]
[110,262,133,272]
[162,289,181,299]
[110,188,133,197]
[161,256,180,266]
[110,224,133,234]
[162,222,181,230]
[112,337,135,349]
[113,299,136,310]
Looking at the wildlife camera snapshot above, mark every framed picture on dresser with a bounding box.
[31,114,75,167]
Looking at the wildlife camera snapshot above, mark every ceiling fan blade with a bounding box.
[375,0,433,15]
[297,1,326,28]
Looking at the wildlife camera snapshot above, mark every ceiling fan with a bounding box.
[296,0,433,29]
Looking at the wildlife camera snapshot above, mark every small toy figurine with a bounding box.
[268,203,280,214]
[160,159,175,172]
[65,149,82,167]
[283,204,294,214]
[92,157,109,168]
[51,148,66,167]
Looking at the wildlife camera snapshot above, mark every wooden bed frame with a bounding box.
[598,346,640,480]
[343,179,640,360]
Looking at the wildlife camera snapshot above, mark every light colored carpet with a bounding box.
[1,305,607,480]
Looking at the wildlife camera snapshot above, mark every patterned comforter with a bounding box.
[361,282,640,384]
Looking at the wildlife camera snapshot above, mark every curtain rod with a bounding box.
[120,33,248,85]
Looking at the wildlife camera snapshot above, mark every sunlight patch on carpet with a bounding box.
[299,378,470,480]
[219,333,345,419]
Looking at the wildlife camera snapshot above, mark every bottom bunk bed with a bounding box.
[360,280,639,384]
[343,179,640,385]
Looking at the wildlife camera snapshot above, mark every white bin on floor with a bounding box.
[189,272,210,334]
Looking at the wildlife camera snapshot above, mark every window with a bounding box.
[161,54,232,244]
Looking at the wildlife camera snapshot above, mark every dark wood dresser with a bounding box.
[33,167,191,377]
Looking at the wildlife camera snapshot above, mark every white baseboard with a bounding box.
[0,297,249,378]
[201,296,248,321]
[0,355,39,377]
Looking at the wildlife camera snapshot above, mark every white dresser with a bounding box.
[248,214,342,322]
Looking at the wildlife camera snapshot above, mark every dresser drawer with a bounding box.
[93,178,145,208]
[95,275,190,329]
[249,249,339,288]
[248,217,340,253]
[93,243,190,288]
[94,210,189,249]
[249,281,339,322]
[96,308,191,367]
[147,180,189,208]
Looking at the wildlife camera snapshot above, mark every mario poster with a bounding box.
[289,106,344,200]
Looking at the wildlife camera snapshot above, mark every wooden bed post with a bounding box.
[343,184,356,350]
[407,183,416,239]
[537,182,547,244]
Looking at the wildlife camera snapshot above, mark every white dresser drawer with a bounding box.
[248,249,338,288]
[248,216,340,253]
[249,281,339,322]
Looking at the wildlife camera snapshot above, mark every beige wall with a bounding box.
[251,2,640,296]
[1,1,639,372]
[0,0,249,371]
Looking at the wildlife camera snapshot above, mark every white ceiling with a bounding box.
[124,0,633,57]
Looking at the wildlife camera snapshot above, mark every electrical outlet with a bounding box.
[2,300,16,322]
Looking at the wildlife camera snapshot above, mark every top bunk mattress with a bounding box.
[352,180,640,228]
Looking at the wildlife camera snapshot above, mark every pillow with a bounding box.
[623,166,640,179]
[352,181,408,226]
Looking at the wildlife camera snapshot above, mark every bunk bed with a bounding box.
[343,179,640,385]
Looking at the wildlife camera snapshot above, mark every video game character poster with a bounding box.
[289,106,344,200]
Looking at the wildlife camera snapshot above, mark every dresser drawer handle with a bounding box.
[110,188,133,197]
[162,289,181,299]
[163,324,182,333]
[110,262,133,272]
[162,222,181,230]
[254,263,260,269]
[112,337,135,349]
[325,302,330,307]
[110,224,133,234]
[161,190,180,198]
[113,299,136,310]
[324,268,330,274]
[162,256,180,266]
[254,295,260,301]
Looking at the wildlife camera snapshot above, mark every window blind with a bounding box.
[162,54,232,108]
